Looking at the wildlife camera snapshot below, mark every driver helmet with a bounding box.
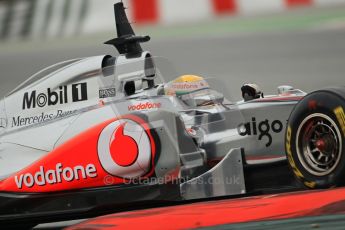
[164,75,210,96]
[165,75,223,107]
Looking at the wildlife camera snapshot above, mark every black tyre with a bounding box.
[286,87,345,189]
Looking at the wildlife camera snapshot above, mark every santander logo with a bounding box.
[97,119,154,179]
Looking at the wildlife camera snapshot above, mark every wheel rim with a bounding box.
[296,113,343,176]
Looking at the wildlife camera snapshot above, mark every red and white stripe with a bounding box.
[126,0,345,24]
[79,0,345,34]
[2,0,345,40]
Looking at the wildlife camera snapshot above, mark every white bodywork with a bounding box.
[0,53,169,177]
[0,53,305,179]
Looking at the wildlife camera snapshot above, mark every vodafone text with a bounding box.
[172,83,199,90]
[14,163,97,189]
[128,102,161,111]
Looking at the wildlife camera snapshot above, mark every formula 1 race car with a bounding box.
[1,2,345,228]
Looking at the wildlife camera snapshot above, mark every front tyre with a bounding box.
[286,88,345,189]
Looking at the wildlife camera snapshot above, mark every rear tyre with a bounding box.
[286,88,345,188]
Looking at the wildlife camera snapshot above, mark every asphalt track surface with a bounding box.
[2,28,345,101]
[0,6,344,230]
[1,8,345,100]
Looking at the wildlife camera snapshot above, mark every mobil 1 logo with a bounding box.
[72,83,88,102]
[23,83,88,110]
[237,117,284,147]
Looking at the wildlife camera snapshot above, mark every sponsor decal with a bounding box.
[14,163,97,189]
[23,83,88,110]
[172,82,201,90]
[128,102,161,111]
[286,126,316,188]
[99,88,116,99]
[334,106,345,138]
[237,117,284,147]
[97,119,154,179]
[166,80,209,96]
[11,110,76,127]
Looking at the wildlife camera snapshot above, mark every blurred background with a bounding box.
[0,0,345,100]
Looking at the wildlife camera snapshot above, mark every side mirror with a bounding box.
[278,85,294,95]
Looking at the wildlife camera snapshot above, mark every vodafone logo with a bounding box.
[97,119,154,179]
[128,102,161,111]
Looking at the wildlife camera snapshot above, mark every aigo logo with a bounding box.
[237,117,284,147]
[97,118,155,179]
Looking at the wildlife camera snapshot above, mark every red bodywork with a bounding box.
[0,115,156,193]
